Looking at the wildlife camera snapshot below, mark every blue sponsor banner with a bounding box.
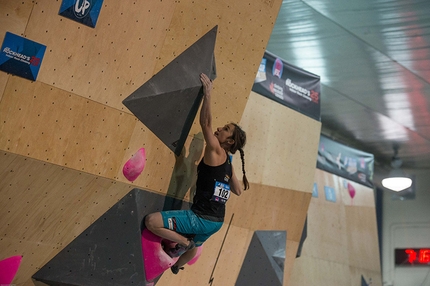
[324,186,336,202]
[59,0,104,28]
[0,32,46,81]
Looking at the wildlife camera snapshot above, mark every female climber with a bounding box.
[145,73,249,274]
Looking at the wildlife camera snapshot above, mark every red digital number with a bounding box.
[405,249,430,264]
[405,249,417,263]
[419,249,430,264]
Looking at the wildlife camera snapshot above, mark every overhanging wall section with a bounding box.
[0,0,287,285]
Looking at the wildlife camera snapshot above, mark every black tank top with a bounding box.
[191,154,232,222]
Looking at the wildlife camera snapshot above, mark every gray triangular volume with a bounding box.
[236,231,286,286]
[255,231,286,284]
[361,275,369,286]
[32,189,188,286]
[123,26,218,155]
[272,249,286,273]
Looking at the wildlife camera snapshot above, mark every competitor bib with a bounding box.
[211,181,231,204]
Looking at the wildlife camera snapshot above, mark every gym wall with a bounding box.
[289,169,382,286]
[0,1,321,285]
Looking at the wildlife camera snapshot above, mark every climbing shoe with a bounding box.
[171,265,185,274]
[166,240,196,258]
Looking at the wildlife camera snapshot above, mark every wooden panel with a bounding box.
[306,194,349,264]
[238,91,321,192]
[349,267,382,286]
[345,206,381,271]
[0,151,136,285]
[116,118,180,193]
[0,77,136,179]
[156,222,252,286]
[288,169,382,285]
[289,256,352,286]
[290,257,382,286]
[24,0,176,111]
[226,183,310,285]
[159,0,284,135]
[0,73,8,101]
[0,1,33,36]
[0,0,323,285]
[1,237,55,286]
[231,91,272,185]
[227,183,311,240]
[210,225,253,286]
[158,133,205,199]
[284,240,299,286]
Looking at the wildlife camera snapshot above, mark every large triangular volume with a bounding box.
[32,189,177,286]
[123,26,218,156]
[235,231,286,286]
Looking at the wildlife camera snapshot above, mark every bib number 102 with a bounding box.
[212,181,231,204]
[216,188,229,199]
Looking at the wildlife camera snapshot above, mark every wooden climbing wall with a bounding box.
[156,92,321,285]
[288,169,382,286]
[0,0,322,285]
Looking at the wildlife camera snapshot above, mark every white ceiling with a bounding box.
[267,0,430,184]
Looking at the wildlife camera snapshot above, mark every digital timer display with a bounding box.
[395,248,430,266]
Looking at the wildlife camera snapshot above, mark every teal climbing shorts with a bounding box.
[161,209,223,246]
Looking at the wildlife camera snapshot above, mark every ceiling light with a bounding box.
[382,147,412,192]
[382,171,412,191]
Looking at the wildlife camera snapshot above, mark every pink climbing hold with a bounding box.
[0,255,22,285]
[141,229,178,282]
[123,148,146,181]
[141,229,203,282]
[187,245,202,265]
[347,182,356,199]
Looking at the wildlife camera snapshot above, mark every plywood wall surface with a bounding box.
[289,256,353,286]
[0,72,7,101]
[288,169,382,286]
[156,223,253,286]
[0,1,33,37]
[0,151,136,285]
[23,0,176,112]
[0,77,136,178]
[238,91,321,192]
[0,0,324,285]
[226,183,311,240]
[0,76,179,192]
[345,206,380,271]
[159,0,284,135]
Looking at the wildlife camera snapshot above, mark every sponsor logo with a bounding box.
[270,82,284,99]
[344,157,358,174]
[73,0,92,19]
[255,58,267,83]
[360,157,366,169]
[224,175,230,182]
[167,217,177,231]
[310,90,319,103]
[358,172,367,183]
[272,58,283,78]
[2,47,41,66]
[285,78,319,103]
[29,56,41,66]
